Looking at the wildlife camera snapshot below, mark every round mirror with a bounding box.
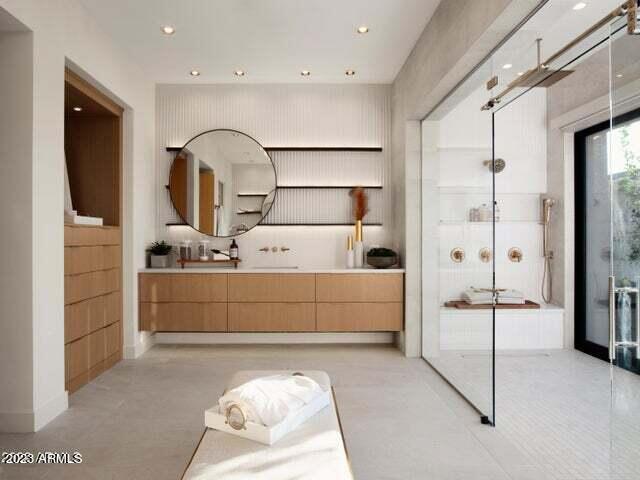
[169,129,277,237]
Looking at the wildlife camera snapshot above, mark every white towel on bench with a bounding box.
[218,374,324,427]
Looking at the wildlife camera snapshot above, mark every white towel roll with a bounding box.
[218,374,324,427]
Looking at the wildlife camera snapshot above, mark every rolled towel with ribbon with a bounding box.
[218,373,324,428]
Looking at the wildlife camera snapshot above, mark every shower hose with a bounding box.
[542,254,552,304]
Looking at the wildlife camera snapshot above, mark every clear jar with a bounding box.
[478,204,491,222]
[179,240,192,261]
[198,240,210,261]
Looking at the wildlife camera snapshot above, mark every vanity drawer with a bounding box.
[316,303,403,331]
[316,274,404,302]
[228,303,316,332]
[140,302,228,332]
[228,274,315,302]
[139,274,228,302]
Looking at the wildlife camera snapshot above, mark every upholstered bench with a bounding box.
[181,370,353,480]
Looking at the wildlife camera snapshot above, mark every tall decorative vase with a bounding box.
[354,220,364,268]
[346,235,355,269]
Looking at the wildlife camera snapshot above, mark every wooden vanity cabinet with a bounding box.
[138,272,404,333]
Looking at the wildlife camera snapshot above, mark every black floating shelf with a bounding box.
[265,147,382,152]
[237,193,269,197]
[167,146,382,153]
[237,211,262,215]
[166,222,188,226]
[259,223,382,226]
[277,185,382,189]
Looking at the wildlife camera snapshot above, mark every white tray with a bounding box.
[204,389,331,445]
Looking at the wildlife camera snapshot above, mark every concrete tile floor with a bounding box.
[0,345,538,480]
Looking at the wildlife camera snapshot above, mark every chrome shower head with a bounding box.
[483,159,506,173]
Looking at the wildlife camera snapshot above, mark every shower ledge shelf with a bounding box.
[439,221,542,226]
[438,186,546,195]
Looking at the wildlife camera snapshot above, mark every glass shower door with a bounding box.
[609,12,640,480]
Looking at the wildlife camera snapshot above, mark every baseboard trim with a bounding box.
[154,332,394,344]
[0,391,68,433]
[123,332,156,359]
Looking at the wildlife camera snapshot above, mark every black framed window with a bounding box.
[575,107,640,364]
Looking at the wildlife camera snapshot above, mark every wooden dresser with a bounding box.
[139,271,404,333]
[64,224,122,393]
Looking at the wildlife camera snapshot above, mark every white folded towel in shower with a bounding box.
[462,287,525,305]
[218,374,324,427]
[497,289,525,304]
[462,288,494,305]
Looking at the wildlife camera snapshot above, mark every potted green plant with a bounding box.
[149,241,173,268]
[366,247,398,269]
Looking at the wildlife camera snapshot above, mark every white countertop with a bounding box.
[140,267,405,274]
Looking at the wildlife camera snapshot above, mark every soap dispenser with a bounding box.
[229,239,239,260]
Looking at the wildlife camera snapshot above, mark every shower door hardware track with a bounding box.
[481,0,639,111]
[609,276,640,361]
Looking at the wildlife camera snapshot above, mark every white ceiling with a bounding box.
[79,0,441,84]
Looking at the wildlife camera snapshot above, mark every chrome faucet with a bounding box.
[281,247,290,252]
[258,247,269,252]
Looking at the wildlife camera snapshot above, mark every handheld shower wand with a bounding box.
[541,197,556,304]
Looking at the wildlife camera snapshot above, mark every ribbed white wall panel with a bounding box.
[272,150,383,186]
[263,188,383,225]
[156,84,392,267]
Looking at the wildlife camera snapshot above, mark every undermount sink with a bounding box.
[252,266,299,269]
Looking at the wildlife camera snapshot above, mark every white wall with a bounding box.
[0,0,155,432]
[0,27,34,431]
[156,84,392,269]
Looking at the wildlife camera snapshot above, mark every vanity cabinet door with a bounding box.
[139,274,228,302]
[316,303,403,331]
[228,303,316,332]
[140,302,228,332]
[316,274,403,302]
[228,274,316,302]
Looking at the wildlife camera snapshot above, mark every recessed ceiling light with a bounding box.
[189,70,200,77]
[345,69,356,76]
[357,26,369,34]
[234,70,245,77]
[502,63,513,70]
[161,25,175,35]
[573,2,587,10]
[300,70,311,77]
[616,73,623,78]
[73,106,82,112]
[517,71,524,76]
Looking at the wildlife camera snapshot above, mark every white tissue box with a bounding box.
[204,389,331,445]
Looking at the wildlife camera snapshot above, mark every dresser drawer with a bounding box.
[228,303,315,332]
[228,274,315,302]
[316,274,403,302]
[139,274,228,302]
[105,321,120,358]
[316,303,403,331]
[140,302,228,332]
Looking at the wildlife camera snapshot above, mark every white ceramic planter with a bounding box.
[150,255,170,268]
